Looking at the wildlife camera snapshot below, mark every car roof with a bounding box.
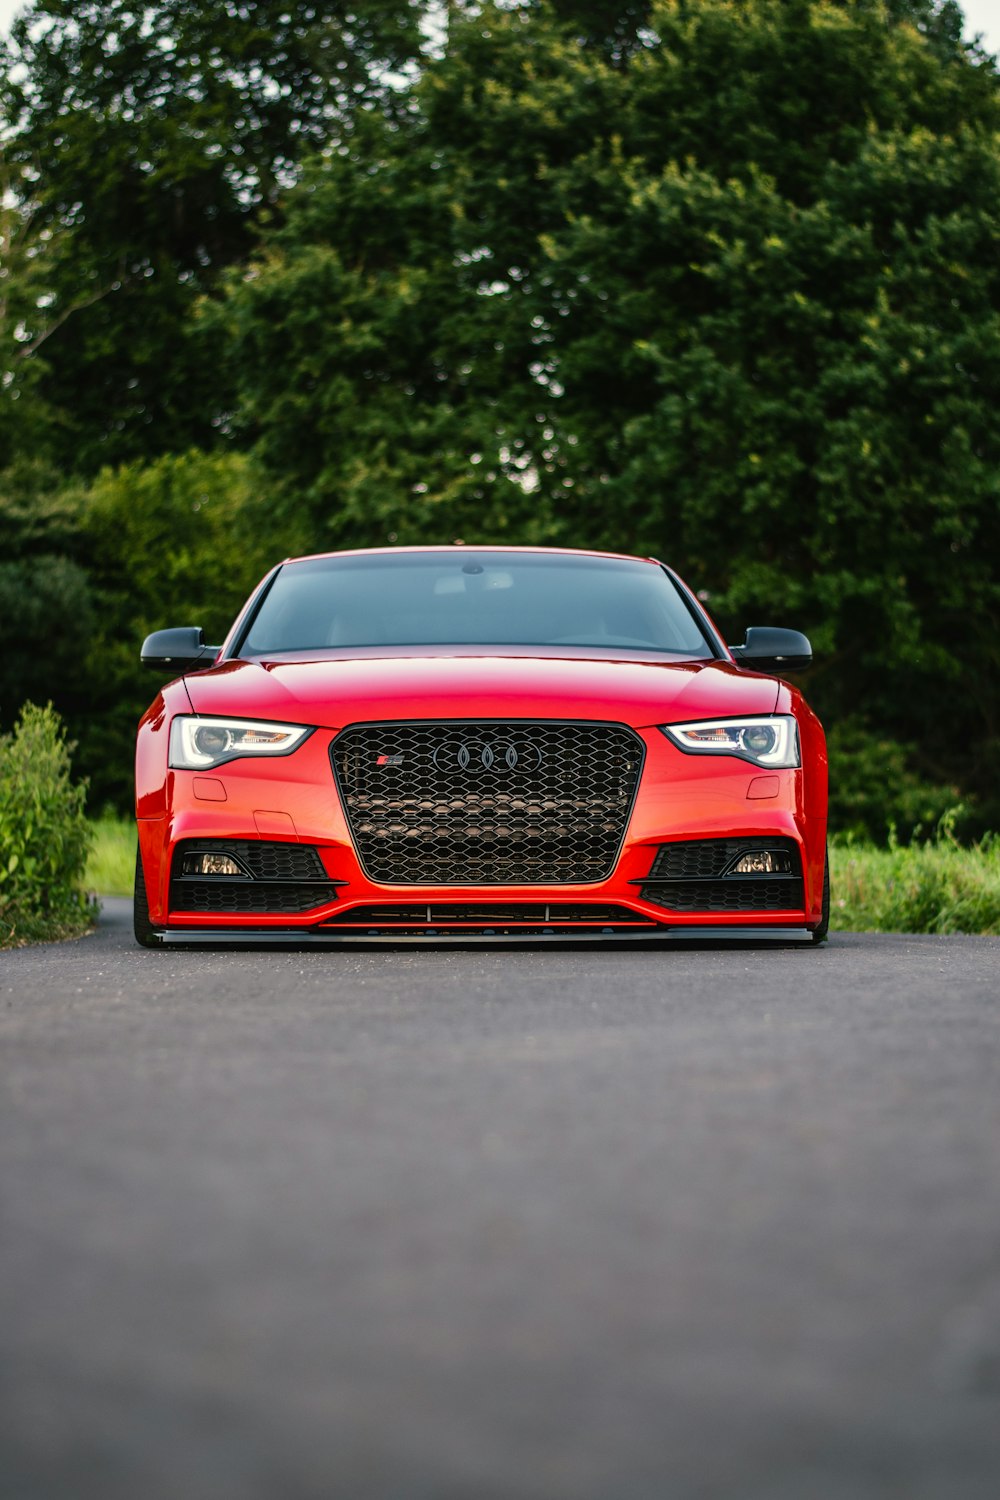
[283,545,663,566]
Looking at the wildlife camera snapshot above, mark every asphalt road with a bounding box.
[1,904,999,1500]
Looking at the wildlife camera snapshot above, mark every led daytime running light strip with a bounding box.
[661,716,800,768]
[169,716,313,770]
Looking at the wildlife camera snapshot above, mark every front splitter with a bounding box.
[148,924,816,946]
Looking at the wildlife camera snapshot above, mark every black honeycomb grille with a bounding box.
[648,837,799,882]
[642,836,803,914]
[170,840,335,914]
[332,721,644,885]
[174,840,325,881]
[170,882,339,914]
[642,879,803,913]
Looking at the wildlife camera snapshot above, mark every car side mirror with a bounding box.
[140,627,221,671]
[730,626,812,674]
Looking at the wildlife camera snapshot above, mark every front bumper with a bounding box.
[138,724,826,940]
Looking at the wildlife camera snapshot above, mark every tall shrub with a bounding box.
[0,703,92,943]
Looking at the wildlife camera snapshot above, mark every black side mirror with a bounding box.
[730,626,812,674]
[141,627,221,671]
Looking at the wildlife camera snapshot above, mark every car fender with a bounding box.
[776,680,828,919]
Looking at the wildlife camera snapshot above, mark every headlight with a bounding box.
[169,716,314,770]
[661,715,800,768]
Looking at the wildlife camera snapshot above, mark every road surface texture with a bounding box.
[2,902,999,1500]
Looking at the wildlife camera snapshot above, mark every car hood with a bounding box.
[182,650,780,729]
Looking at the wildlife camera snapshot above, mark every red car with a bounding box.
[135,546,828,946]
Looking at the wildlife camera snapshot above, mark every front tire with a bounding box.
[133,845,161,948]
[811,846,830,943]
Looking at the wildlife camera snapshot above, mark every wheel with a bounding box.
[133,845,161,948]
[811,846,830,943]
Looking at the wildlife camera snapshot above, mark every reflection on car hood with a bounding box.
[182,650,780,729]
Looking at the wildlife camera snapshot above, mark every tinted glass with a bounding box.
[241,552,713,657]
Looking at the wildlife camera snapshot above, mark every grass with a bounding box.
[829,833,1000,936]
[85,815,135,898]
[1,904,98,948]
[81,816,1000,936]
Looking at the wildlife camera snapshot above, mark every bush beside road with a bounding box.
[0,704,94,948]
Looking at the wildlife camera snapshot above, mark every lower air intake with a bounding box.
[642,879,804,913]
[174,840,327,881]
[170,840,337,914]
[642,836,803,913]
[647,837,800,881]
[171,882,339,915]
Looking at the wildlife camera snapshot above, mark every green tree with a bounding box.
[73,448,296,806]
[0,0,422,473]
[0,464,94,731]
[219,0,1000,821]
[0,150,64,470]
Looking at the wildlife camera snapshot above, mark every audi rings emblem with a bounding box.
[431,739,543,773]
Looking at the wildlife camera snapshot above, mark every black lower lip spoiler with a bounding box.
[146,925,815,947]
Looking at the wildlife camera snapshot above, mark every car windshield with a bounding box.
[239,551,714,658]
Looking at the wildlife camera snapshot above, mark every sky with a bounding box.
[0,1,996,59]
[962,0,1000,48]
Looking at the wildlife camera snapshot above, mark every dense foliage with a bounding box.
[0,0,422,470]
[1,0,997,837]
[79,449,287,804]
[0,703,92,945]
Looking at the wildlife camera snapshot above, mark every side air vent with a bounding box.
[641,837,804,913]
[170,840,340,915]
